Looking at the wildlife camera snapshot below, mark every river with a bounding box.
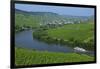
[15,30,94,56]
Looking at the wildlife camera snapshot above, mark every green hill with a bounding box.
[15,9,93,32]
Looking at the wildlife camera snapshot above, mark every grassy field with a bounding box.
[15,47,94,66]
[46,23,94,42]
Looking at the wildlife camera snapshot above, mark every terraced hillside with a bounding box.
[15,47,94,66]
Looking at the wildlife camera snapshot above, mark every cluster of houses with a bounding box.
[39,19,81,27]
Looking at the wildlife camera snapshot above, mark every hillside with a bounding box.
[15,9,93,31]
[15,47,94,66]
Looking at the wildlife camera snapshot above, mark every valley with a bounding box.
[15,9,95,66]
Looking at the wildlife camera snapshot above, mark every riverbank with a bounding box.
[15,47,94,66]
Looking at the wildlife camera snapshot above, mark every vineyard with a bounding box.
[15,47,94,66]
